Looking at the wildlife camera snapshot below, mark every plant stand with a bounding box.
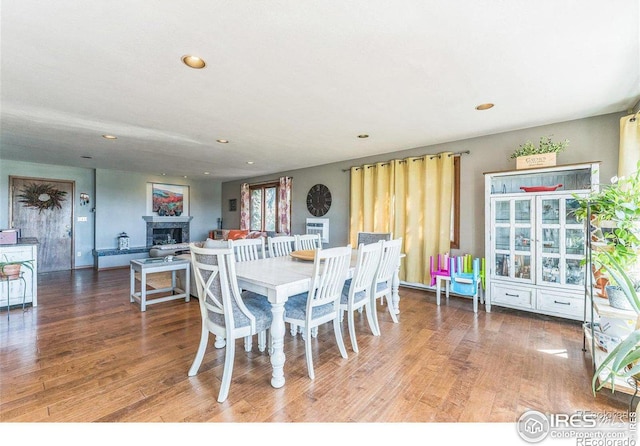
[2,271,26,320]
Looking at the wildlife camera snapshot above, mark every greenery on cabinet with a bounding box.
[509,135,569,159]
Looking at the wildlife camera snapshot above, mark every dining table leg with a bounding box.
[269,300,286,388]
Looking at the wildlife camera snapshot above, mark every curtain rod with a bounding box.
[341,150,470,172]
[242,177,292,187]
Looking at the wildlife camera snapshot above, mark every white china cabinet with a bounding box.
[484,162,599,320]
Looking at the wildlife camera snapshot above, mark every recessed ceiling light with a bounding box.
[184,176,188,178]
[475,103,494,110]
[102,134,117,139]
[161,173,166,176]
[357,134,369,139]
[247,161,254,165]
[216,139,229,144]
[81,155,92,159]
[181,55,206,69]
[204,172,210,175]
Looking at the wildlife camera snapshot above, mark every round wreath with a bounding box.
[18,183,67,213]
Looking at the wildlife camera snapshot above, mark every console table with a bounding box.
[129,258,190,311]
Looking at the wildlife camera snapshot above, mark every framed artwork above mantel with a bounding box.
[146,183,190,217]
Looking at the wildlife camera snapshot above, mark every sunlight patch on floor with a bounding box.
[537,349,568,359]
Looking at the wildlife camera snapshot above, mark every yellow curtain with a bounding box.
[349,166,363,245]
[403,157,424,282]
[392,160,407,279]
[349,162,394,245]
[619,111,640,177]
[433,154,453,279]
[349,152,454,285]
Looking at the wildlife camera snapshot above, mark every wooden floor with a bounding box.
[0,267,632,425]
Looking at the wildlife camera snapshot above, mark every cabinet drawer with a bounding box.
[537,291,583,319]
[491,283,534,309]
[0,248,35,262]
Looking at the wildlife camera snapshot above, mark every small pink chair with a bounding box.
[430,253,451,305]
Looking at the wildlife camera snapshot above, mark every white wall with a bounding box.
[221,112,623,257]
[95,169,221,250]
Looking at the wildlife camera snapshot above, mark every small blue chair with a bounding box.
[449,256,481,313]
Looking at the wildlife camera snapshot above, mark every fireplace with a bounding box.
[152,227,183,245]
[143,216,193,247]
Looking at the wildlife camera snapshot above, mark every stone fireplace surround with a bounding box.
[142,216,193,247]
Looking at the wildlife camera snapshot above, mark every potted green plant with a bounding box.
[510,136,569,169]
[573,162,640,274]
[0,256,34,280]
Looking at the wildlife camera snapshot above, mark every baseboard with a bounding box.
[96,265,129,271]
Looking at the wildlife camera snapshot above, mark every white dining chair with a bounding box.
[340,240,384,353]
[188,245,272,402]
[229,237,265,262]
[284,245,351,379]
[290,232,321,338]
[294,233,322,251]
[267,235,296,258]
[229,237,268,351]
[371,237,403,334]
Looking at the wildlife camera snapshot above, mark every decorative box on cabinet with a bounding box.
[483,162,600,320]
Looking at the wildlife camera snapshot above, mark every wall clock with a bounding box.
[306,184,332,217]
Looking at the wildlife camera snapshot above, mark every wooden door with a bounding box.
[10,177,74,273]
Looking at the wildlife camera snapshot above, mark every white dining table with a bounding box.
[234,251,402,388]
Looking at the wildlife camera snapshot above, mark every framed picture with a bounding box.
[229,198,237,212]
[148,183,189,216]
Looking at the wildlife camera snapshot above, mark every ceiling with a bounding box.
[2,1,639,181]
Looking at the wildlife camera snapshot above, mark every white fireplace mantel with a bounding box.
[142,216,193,223]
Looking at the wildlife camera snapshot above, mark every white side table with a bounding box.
[435,275,485,308]
[130,258,190,311]
[435,275,450,306]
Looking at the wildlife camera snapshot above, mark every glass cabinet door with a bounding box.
[490,197,534,283]
[536,195,586,288]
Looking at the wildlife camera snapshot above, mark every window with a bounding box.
[250,182,279,232]
[241,177,291,234]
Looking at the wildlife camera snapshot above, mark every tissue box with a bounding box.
[0,229,18,245]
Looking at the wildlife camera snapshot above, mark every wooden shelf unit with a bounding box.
[584,285,640,396]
